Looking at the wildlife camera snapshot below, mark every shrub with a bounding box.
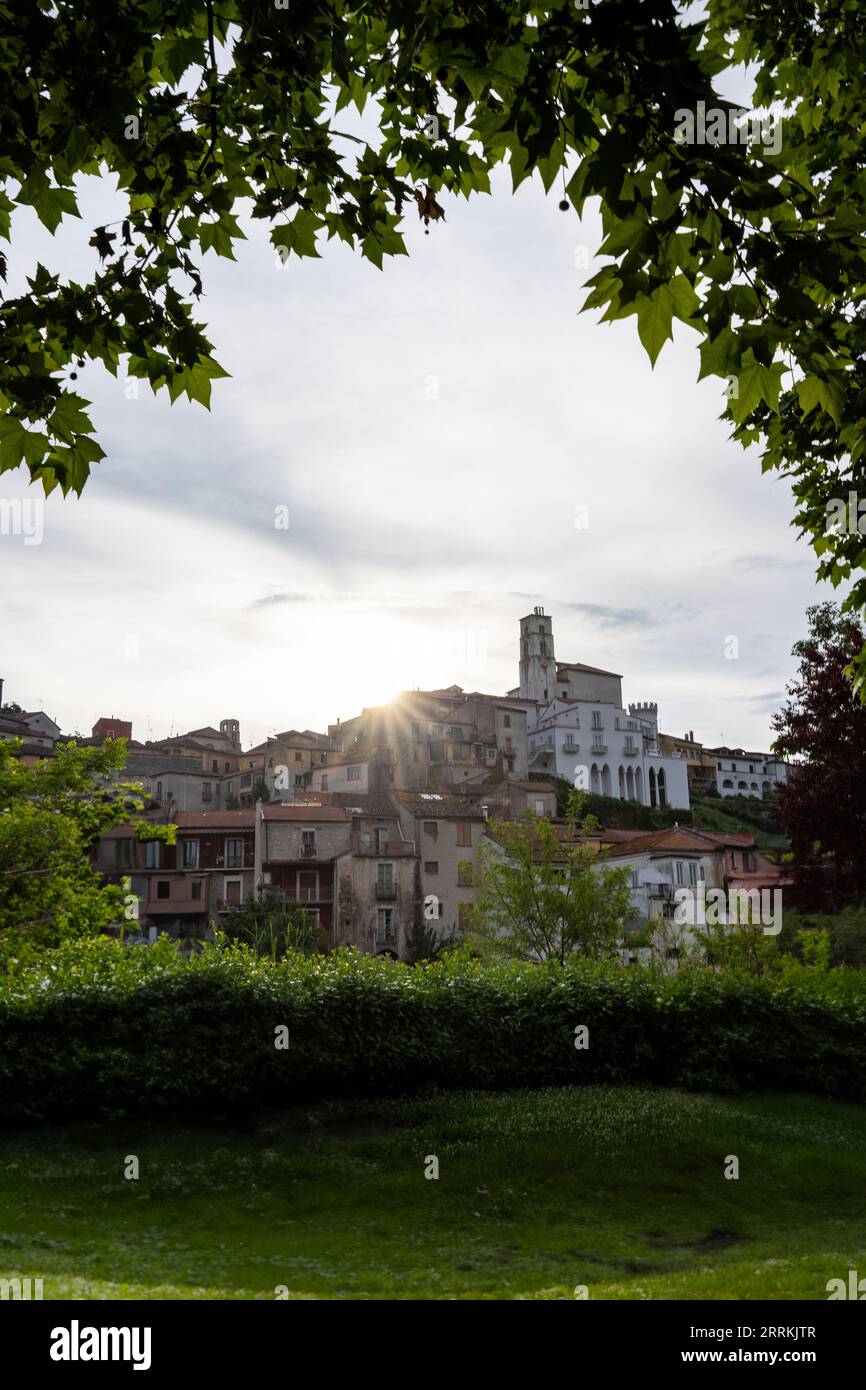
[0,938,865,1122]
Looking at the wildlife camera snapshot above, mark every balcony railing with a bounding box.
[375,883,397,900]
[300,843,318,858]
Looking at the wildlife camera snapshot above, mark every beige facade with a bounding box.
[391,793,486,937]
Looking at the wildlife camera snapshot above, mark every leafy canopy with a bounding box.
[466,794,634,963]
[2,1,866,665]
[0,737,174,967]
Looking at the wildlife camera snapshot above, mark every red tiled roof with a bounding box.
[262,804,348,822]
[174,810,255,829]
[603,828,723,856]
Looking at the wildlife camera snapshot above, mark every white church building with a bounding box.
[508,609,690,810]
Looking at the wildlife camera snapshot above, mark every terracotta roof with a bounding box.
[262,804,348,822]
[696,830,756,848]
[174,810,255,829]
[328,792,400,817]
[508,780,555,792]
[603,828,724,856]
[394,793,485,819]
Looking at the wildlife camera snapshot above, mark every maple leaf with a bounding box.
[88,226,116,259]
[415,185,445,228]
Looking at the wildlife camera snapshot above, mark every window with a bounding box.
[182,840,199,868]
[145,841,160,869]
[424,861,439,874]
[297,869,318,902]
[224,761,230,772]
[374,827,389,854]
[113,839,133,869]
[295,751,302,762]
[624,737,636,753]
[321,775,328,791]
[377,907,395,940]
[225,838,243,869]
[561,690,568,699]
[506,757,515,772]
[457,861,473,887]
[744,852,755,871]
[534,799,545,816]
[294,774,304,787]
[202,781,212,802]
[591,735,604,752]
[456,821,472,847]
[423,821,438,839]
[717,760,722,770]
[301,830,316,857]
[320,752,326,763]
[631,869,639,888]
[749,764,754,773]
[675,861,685,885]
[191,880,203,901]
[731,851,737,868]
[591,711,603,730]
[212,759,219,772]
[156,880,170,900]
[156,780,163,800]
[688,861,698,886]
[503,714,511,729]
[377,863,395,894]
[411,722,421,739]
[347,765,361,781]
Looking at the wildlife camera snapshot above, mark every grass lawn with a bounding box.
[1,1086,864,1300]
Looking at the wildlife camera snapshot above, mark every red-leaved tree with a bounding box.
[772,604,866,909]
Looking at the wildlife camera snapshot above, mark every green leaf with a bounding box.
[271,211,323,260]
[797,375,844,427]
[635,286,674,367]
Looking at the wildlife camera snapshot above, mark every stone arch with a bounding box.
[649,766,657,807]
[602,764,612,797]
[657,767,667,807]
[591,763,601,795]
[626,765,635,800]
[762,781,771,796]
[635,766,643,803]
[618,766,626,799]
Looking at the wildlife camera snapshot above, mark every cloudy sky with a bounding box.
[1,77,830,753]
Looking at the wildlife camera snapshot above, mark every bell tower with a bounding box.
[518,608,555,704]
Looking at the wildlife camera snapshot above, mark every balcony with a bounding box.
[623,745,638,756]
[300,843,318,858]
[375,883,397,900]
[148,887,208,914]
[590,743,607,755]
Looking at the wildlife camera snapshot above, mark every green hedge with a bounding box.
[1,938,865,1122]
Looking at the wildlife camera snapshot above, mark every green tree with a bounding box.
[0,737,173,966]
[220,895,322,958]
[466,797,633,964]
[2,3,865,675]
